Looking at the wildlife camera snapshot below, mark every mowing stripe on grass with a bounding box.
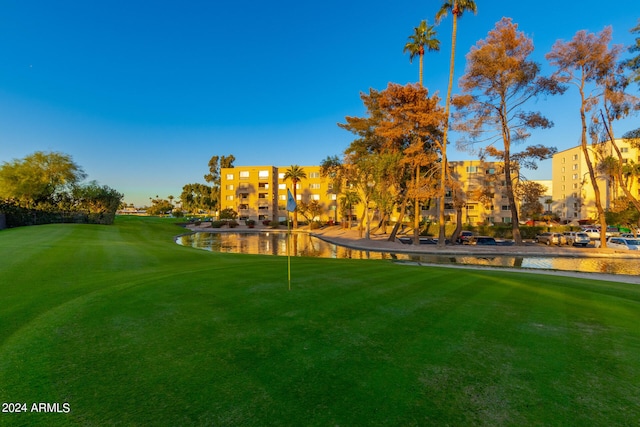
[1,216,639,426]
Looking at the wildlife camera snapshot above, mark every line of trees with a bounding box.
[0,151,123,227]
[330,3,639,247]
[179,155,235,215]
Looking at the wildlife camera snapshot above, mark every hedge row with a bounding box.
[0,202,116,229]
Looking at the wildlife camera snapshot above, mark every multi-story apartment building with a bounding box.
[275,166,337,223]
[221,161,516,225]
[220,166,278,222]
[433,160,514,225]
[220,165,336,223]
[551,139,640,222]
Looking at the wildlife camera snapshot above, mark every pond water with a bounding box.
[176,232,640,276]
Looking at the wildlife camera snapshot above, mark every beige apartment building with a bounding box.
[220,166,336,223]
[221,161,513,226]
[432,160,514,226]
[551,139,640,222]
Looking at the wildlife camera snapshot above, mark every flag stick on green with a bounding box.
[286,188,297,291]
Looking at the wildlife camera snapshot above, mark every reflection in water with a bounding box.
[176,232,640,276]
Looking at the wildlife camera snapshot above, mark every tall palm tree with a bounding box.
[403,20,440,86]
[435,0,478,247]
[283,165,307,228]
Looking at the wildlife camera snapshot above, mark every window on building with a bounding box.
[572,164,578,170]
[259,170,269,178]
[309,172,320,178]
[278,183,286,190]
[330,194,337,200]
[279,195,286,201]
[561,184,566,190]
[562,157,566,163]
[562,176,566,181]
[226,195,234,201]
[239,171,250,179]
[486,168,495,174]
[572,183,578,189]
[502,217,512,223]
[278,173,285,179]
[239,193,249,199]
[572,174,578,180]
[310,183,321,189]
[501,205,510,211]
[311,194,320,200]
[258,193,267,199]
[226,173,234,180]
[466,166,478,173]
[572,154,578,160]
[621,147,629,153]
[225,184,234,190]
[467,204,476,210]
[561,167,565,173]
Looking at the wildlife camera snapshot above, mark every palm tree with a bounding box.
[283,165,307,228]
[403,20,440,86]
[435,0,478,247]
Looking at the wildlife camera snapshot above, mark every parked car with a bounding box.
[457,231,474,244]
[562,231,591,247]
[583,227,620,239]
[535,232,566,245]
[582,228,601,240]
[606,237,640,251]
[620,233,637,238]
[468,236,497,246]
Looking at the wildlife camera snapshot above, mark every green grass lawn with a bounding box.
[1,216,639,426]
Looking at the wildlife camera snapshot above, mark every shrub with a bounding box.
[219,208,238,220]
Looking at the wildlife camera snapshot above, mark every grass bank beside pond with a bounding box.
[1,216,639,426]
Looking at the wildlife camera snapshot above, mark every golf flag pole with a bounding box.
[286,189,297,291]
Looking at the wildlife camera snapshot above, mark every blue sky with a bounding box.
[1,1,638,206]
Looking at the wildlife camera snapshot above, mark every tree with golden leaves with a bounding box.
[453,18,563,244]
[547,27,621,248]
[339,83,445,241]
[375,83,445,243]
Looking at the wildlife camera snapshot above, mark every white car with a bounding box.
[606,237,640,251]
[582,228,601,240]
